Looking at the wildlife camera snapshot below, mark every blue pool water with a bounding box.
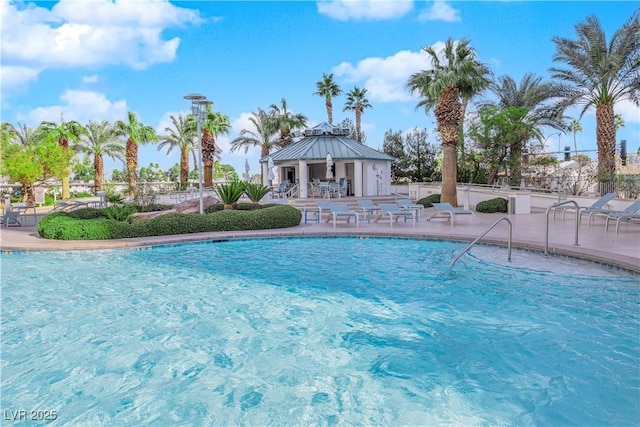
[1,237,639,426]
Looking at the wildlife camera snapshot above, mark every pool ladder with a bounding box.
[451,217,512,268]
[544,200,580,256]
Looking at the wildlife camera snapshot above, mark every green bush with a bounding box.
[205,203,225,214]
[214,181,245,207]
[133,203,173,213]
[476,197,508,213]
[67,208,104,220]
[103,205,136,222]
[38,205,302,240]
[417,194,440,208]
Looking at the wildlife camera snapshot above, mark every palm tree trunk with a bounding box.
[280,129,292,148]
[509,143,522,187]
[180,147,189,187]
[24,182,35,206]
[434,87,462,206]
[59,138,70,199]
[94,154,104,192]
[355,107,362,143]
[326,99,333,124]
[126,138,138,197]
[201,130,215,187]
[596,104,616,183]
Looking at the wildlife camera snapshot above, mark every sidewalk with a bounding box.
[1,210,638,272]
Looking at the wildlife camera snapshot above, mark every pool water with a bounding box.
[1,237,638,425]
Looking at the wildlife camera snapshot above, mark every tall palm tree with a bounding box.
[550,11,640,183]
[114,111,157,197]
[157,114,195,189]
[314,73,342,124]
[343,86,372,144]
[269,98,308,148]
[40,114,85,199]
[230,108,279,158]
[488,73,565,185]
[406,38,491,205]
[200,106,230,187]
[75,120,124,192]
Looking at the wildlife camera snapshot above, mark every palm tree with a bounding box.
[406,38,491,205]
[40,114,85,199]
[114,111,157,197]
[200,106,230,187]
[314,73,342,124]
[269,98,308,148]
[343,86,372,144]
[157,114,195,189]
[488,73,565,186]
[550,11,640,184]
[230,108,279,158]
[75,120,124,192]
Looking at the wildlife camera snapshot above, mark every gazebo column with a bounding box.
[335,162,346,181]
[298,159,308,199]
[262,162,269,186]
[354,160,363,197]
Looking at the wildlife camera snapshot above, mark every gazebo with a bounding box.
[260,122,395,198]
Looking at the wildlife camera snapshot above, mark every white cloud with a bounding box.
[24,90,128,125]
[1,0,204,90]
[82,74,99,84]
[616,99,640,125]
[0,65,42,89]
[418,1,461,22]
[332,47,440,103]
[317,0,413,21]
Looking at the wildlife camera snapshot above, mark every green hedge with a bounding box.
[476,197,508,213]
[417,194,440,208]
[38,205,303,240]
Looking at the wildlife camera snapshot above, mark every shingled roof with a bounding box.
[260,122,395,163]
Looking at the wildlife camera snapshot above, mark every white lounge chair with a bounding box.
[604,200,640,234]
[325,203,361,229]
[428,203,475,226]
[396,198,424,221]
[357,199,381,223]
[551,192,616,221]
[1,210,21,227]
[375,203,415,228]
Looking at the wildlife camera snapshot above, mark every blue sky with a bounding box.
[2,0,639,178]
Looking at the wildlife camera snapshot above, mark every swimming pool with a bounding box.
[1,237,638,425]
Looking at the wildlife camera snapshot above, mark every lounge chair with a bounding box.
[375,203,415,227]
[52,201,76,212]
[604,200,640,233]
[357,199,381,223]
[551,192,616,221]
[325,203,361,229]
[1,210,21,227]
[428,203,475,226]
[396,198,424,221]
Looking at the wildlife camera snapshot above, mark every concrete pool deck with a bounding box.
[1,209,638,273]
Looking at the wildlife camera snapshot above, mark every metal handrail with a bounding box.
[285,184,300,199]
[451,217,512,268]
[544,200,580,256]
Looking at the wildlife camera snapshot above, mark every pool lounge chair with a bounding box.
[324,202,361,229]
[551,192,616,221]
[428,203,475,226]
[604,200,640,233]
[52,201,76,212]
[357,199,381,223]
[1,210,21,227]
[375,203,415,228]
[396,199,424,221]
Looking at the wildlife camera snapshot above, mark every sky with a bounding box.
[1,0,639,179]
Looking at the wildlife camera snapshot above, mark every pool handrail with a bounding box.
[545,200,580,256]
[451,217,512,268]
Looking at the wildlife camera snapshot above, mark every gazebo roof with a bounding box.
[260,122,395,163]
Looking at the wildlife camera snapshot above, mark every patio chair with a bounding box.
[52,201,76,212]
[357,199,381,223]
[428,203,475,226]
[309,179,322,198]
[1,210,21,227]
[551,192,616,221]
[604,200,640,234]
[325,203,361,229]
[272,180,289,199]
[396,198,424,221]
[581,197,640,227]
[375,203,415,228]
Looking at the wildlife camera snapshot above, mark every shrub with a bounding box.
[476,197,508,213]
[244,183,271,206]
[214,181,245,209]
[205,203,225,214]
[418,194,440,208]
[133,203,173,213]
[103,205,136,222]
[67,207,104,220]
[38,205,302,240]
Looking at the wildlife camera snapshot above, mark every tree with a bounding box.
[269,98,308,148]
[382,129,408,180]
[406,38,491,205]
[314,73,342,124]
[157,114,195,189]
[230,108,279,159]
[200,106,230,187]
[75,120,124,192]
[487,73,563,185]
[71,157,94,182]
[1,123,69,205]
[343,86,372,143]
[114,111,157,197]
[40,114,85,199]
[550,11,640,183]
[337,118,367,144]
[404,128,438,182]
